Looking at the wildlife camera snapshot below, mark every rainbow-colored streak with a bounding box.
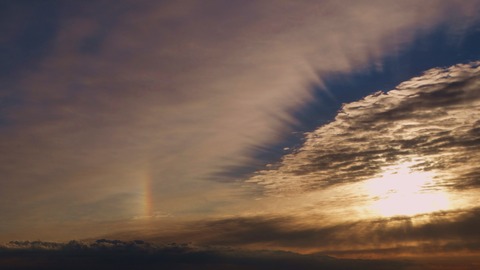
[143,172,154,218]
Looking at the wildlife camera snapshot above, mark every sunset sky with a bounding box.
[1,1,480,269]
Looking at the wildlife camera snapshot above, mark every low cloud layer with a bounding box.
[3,239,476,269]
[199,208,480,254]
[104,207,480,259]
[0,239,409,270]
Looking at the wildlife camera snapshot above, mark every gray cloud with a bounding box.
[143,207,480,257]
[248,62,480,194]
[0,239,410,270]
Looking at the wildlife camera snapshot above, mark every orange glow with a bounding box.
[364,161,450,217]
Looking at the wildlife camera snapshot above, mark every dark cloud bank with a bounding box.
[0,239,407,270]
[51,207,479,269]
[3,212,480,270]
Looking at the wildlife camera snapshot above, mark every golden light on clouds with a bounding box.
[247,62,480,205]
[363,161,450,217]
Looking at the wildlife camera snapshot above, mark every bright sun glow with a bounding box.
[364,161,450,217]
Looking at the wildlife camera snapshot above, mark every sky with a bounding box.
[1,0,480,269]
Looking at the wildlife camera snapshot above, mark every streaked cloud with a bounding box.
[114,207,480,258]
[199,208,480,254]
